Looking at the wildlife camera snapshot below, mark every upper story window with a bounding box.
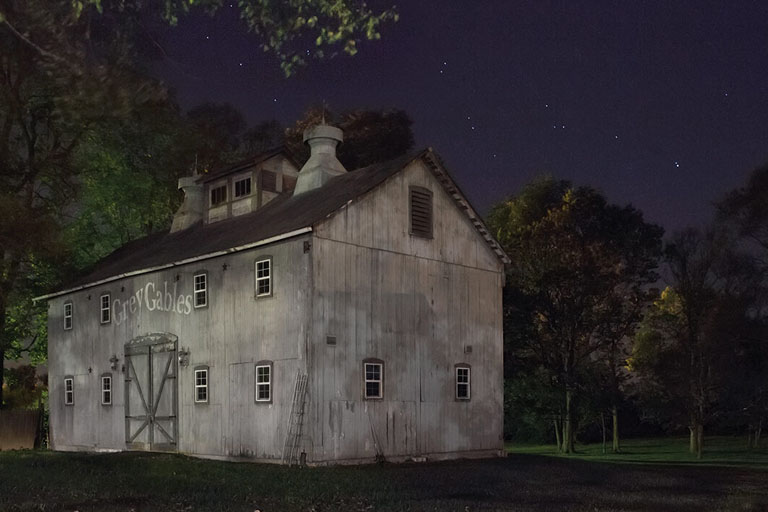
[64,377,74,405]
[234,177,252,198]
[255,258,272,297]
[101,374,112,405]
[194,272,207,308]
[363,359,383,399]
[210,185,227,206]
[100,294,111,324]
[194,366,209,403]
[456,365,471,400]
[64,302,73,330]
[255,363,272,402]
[409,186,433,238]
[261,170,277,193]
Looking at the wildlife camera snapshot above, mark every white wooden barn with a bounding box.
[39,124,510,464]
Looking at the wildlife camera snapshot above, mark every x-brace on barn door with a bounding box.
[124,333,178,451]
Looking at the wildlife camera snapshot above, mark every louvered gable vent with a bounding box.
[409,186,433,238]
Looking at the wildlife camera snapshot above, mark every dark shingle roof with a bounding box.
[196,146,300,184]
[38,148,510,300]
[62,152,419,291]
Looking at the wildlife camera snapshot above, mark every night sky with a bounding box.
[151,1,768,234]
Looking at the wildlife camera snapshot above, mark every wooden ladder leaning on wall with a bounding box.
[282,370,308,466]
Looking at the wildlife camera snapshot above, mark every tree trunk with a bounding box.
[689,425,697,454]
[696,423,704,459]
[611,405,620,453]
[563,389,575,453]
[553,418,562,452]
[600,412,606,454]
[755,418,762,448]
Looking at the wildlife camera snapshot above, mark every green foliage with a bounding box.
[630,228,767,452]
[2,365,45,409]
[56,0,398,75]
[487,177,663,448]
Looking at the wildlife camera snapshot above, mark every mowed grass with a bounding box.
[1,442,768,511]
[506,436,768,469]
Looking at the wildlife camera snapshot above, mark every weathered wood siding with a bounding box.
[48,235,311,459]
[307,159,504,462]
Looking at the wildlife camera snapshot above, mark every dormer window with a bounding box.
[211,185,227,206]
[234,177,251,198]
[261,170,277,193]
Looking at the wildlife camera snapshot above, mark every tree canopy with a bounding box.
[488,177,663,453]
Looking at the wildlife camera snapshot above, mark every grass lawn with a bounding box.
[1,443,767,511]
[506,436,768,469]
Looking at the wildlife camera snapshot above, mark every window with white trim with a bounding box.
[64,302,73,330]
[255,363,271,402]
[194,273,207,308]
[364,360,383,399]
[101,374,112,405]
[234,177,252,198]
[100,294,111,324]
[64,377,74,405]
[456,365,471,400]
[194,367,209,403]
[255,258,271,297]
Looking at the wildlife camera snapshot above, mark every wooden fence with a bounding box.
[0,409,41,450]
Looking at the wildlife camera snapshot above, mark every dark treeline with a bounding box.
[487,170,768,458]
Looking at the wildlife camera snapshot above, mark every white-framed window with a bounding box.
[210,184,227,205]
[64,302,73,330]
[255,258,272,297]
[101,374,112,405]
[64,377,74,405]
[255,363,272,402]
[234,177,252,198]
[363,360,383,399]
[456,365,471,400]
[100,293,111,324]
[194,272,207,308]
[194,366,209,403]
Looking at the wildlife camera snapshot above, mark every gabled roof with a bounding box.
[37,150,509,300]
[196,146,300,184]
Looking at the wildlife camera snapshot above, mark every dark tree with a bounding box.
[487,178,663,452]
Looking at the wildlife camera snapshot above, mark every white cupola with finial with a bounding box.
[293,123,347,195]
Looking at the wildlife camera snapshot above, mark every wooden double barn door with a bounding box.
[124,333,178,451]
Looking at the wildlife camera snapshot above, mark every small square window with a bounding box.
[364,361,383,399]
[194,367,209,403]
[255,364,271,402]
[64,377,74,405]
[64,302,73,330]
[456,366,471,400]
[100,294,111,324]
[255,258,271,297]
[194,273,207,308]
[234,177,252,198]
[101,374,112,405]
[211,185,227,206]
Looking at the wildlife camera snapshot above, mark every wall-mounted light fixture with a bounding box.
[178,348,190,367]
[109,354,119,370]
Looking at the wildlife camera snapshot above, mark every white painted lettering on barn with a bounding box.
[112,281,192,325]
